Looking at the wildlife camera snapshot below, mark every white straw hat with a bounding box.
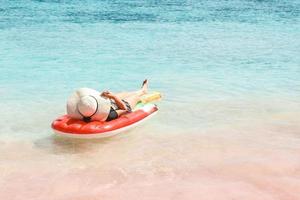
[67,88,111,122]
[77,95,98,117]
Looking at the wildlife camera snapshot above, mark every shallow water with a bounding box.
[1,0,300,199]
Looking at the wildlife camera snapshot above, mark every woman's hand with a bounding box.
[101,91,115,99]
[101,91,127,110]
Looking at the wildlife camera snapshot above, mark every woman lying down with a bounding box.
[66,80,148,122]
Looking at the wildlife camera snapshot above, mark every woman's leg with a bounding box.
[115,79,148,99]
[114,90,143,99]
[115,80,148,109]
[122,94,142,110]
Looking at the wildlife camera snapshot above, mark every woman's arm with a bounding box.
[101,91,127,111]
[111,95,127,110]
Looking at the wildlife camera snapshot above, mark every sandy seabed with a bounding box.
[1,111,300,200]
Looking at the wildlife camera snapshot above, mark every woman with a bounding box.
[67,80,148,122]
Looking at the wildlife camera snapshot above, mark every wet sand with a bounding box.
[1,110,300,200]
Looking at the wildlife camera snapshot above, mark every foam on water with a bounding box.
[0,0,300,199]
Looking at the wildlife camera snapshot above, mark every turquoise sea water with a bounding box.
[1,1,300,199]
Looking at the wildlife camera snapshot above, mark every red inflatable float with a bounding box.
[52,103,158,139]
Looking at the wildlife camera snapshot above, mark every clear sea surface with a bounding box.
[0,0,300,199]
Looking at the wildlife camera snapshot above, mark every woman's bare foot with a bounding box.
[141,79,148,94]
